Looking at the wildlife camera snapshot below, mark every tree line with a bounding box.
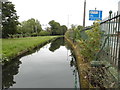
[1,2,67,38]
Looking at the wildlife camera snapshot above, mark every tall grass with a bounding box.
[1,36,59,61]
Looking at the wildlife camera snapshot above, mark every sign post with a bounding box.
[118,1,120,14]
[89,10,102,21]
[83,0,86,27]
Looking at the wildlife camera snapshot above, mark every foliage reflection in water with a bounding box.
[2,37,80,88]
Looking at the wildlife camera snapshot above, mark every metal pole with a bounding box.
[67,15,69,29]
[118,13,120,89]
[0,1,2,89]
[83,0,86,27]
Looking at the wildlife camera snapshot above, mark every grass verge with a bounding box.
[1,36,59,61]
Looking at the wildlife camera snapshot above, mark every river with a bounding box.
[2,37,80,88]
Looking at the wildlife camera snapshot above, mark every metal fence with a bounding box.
[94,11,120,88]
[79,11,120,88]
[66,11,120,87]
[98,12,120,69]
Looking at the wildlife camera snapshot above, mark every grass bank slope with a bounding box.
[2,36,59,61]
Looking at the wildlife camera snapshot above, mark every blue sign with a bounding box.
[89,10,102,21]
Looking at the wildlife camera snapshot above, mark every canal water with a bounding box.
[2,37,80,88]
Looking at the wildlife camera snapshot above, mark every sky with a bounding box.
[9,0,120,29]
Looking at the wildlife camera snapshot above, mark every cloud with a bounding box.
[0,0,8,2]
[9,0,120,27]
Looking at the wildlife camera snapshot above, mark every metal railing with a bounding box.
[65,11,120,88]
[95,11,120,88]
[98,12,120,69]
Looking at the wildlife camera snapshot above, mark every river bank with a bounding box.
[1,36,60,62]
[65,36,118,88]
[65,36,93,88]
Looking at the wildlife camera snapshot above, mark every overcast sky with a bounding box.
[9,0,120,28]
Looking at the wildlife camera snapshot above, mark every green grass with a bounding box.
[1,36,59,61]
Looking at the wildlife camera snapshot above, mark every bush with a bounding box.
[79,23,101,61]
[65,23,101,61]
[39,31,51,36]
[31,33,38,37]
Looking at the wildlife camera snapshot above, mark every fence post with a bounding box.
[108,10,112,62]
[118,13,120,89]
[0,1,2,89]
[118,45,120,88]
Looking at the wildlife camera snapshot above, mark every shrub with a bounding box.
[31,33,38,37]
[65,23,101,61]
[79,23,101,61]
[39,31,51,36]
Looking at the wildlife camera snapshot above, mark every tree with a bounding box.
[46,27,51,32]
[61,25,67,35]
[17,18,42,34]
[2,2,19,38]
[71,24,76,30]
[48,20,61,35]
[77,25,83,30]
[49,20,67,35]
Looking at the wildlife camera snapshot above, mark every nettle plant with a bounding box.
[78,23,101,61]
[65,23,101,61]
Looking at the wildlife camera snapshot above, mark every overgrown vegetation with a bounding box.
[65,23,101,61]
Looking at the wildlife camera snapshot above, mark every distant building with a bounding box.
[119,1,120,14]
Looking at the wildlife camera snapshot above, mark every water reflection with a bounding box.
[68,49,80,88]
[2,37,80,88]
[2,59,22,89]
[49,37,64,52]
